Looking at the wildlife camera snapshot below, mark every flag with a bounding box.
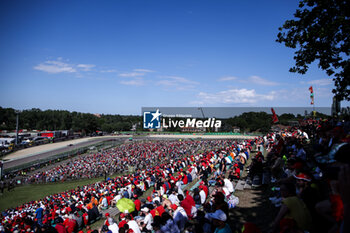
[309,86,314,105]
[271,108,279,123]
[309,86,313,93]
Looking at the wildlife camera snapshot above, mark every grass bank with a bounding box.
[0,176,115,211]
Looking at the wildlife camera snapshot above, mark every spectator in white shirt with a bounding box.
[199,188,206,204]
[126,215,141,233]
[140,207,153,232]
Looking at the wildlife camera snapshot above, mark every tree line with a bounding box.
[0,107,333,134]
[0,107,141,134]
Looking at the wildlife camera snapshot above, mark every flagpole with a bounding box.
[313,87,315,119]
[313,95,315,120]
[309,86,315,119]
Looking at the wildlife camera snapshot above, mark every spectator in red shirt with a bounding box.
[86,226,92,233]
[179,194,192,218]
[106,195,113,206]
[55,218,67,233]
[134,198,141,212]
[150,207,161,218]
[182,173,188,185]
[156,204,165,217]
[82,209,89,226]
[118,213,127,229]
[185,191,195,207]
[63,216,77,233]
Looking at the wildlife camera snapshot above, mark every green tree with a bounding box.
[0,107,150,132]
[279,113,297,125]
[0,107,16,130]
[276,0,350,100]
[225,112,273,133]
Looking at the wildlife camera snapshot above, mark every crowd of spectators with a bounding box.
[1,116,350,233]
[261,118,350,233]
[6,141,201,184]
[0,139,253,233]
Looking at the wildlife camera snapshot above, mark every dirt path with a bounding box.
[227,148,278,233]
[231,187,278,232]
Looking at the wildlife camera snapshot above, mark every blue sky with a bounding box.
[0,0,347,115]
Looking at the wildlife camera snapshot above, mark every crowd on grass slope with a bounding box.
[5,141,201,184]
[0,139,253,233]
[1,117,350,233]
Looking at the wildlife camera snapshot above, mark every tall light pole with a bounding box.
[15,110,21,145]
[198,107,205,119]
[198,107,209,132]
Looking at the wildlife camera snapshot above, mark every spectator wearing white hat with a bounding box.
[205,209,232,233]
[140,207,153,232]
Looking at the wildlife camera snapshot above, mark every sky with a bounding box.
[0,0,348,115]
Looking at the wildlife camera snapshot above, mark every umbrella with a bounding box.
[116,198,135,213]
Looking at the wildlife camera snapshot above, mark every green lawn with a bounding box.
[0,177,108,211]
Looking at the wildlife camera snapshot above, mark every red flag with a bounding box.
[271,108,279,123]
[309,86,313,93]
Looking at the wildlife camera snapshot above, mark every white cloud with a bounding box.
[133,69,154,73]
[118,69,154,77]
[307,78,333,86]
[219,76,238,81]
[77,64,95,71]
[218,75,279,85]
[157,76,199,90]
[196,88,275,104]
[34,58,96,74]
[120,78,144,86]
[101,69,118,73]
[34,60,76,73]
[247,76,279,86]
[119,72,145,77]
